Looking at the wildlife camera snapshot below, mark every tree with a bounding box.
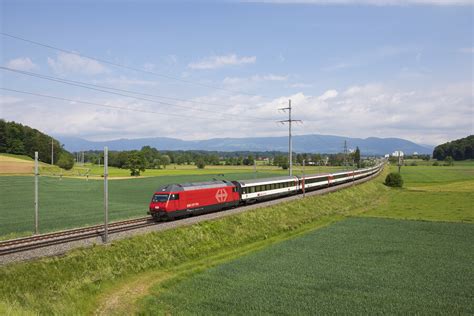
[57,152,74,170]
[433,135,474,161]
[140,146,159,165]
[384,172,403,187]
[354,147,361,168]
[243,154,255,166]
[159,155,171,169]
[196,158,206,169]
[126,152,146,176]
[444,156,454,166]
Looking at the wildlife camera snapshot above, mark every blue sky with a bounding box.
[0,0,472,146]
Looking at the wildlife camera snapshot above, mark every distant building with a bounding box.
[391,151,404,157]
[384,154,390,158]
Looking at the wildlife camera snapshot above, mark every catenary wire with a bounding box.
[1,32,277,99]
[0,87,278,123]
[0,67,275,122]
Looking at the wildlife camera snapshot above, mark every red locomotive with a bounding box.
[148,163,383,220]
[148,180,240,220]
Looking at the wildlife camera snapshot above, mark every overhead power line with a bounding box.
[278,99,302,176]
[1,32,275,99]
[0,66,274,122]
[0,87,274,123]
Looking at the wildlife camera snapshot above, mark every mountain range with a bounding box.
[57,134,433,156]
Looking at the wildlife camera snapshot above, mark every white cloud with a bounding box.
[223,74,288,85]
[189,54,256,70]
[2,82,471,145]
[143,63,156,71]
[317,89,338,101]
[459,47,474,53]
[290,83,313,88]
[47,52,108,75]
[5,57,37,71]
[0,95,22,105]
[322,62,354,71]
[165,55,178,64]
[248,0,472,5]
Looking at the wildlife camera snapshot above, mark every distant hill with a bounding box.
[0,119,71,164]
[57,134,433,156]
[432,135,474,160]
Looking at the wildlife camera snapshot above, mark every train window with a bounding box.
[171,194,179,200]
[250,187,255,193]
[152,194,169,202]
[243,188,247,194]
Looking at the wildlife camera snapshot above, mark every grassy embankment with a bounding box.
[136,162,474,314]
[0,152,345,239]
[0,167,387,315]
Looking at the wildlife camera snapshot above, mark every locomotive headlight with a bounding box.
[154,206,160,210]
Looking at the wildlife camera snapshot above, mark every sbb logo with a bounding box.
[215,189,228,203]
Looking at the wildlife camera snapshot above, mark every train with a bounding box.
[148,163,383,220]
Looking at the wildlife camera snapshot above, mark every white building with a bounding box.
[392,151,404,157]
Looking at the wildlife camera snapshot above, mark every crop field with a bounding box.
[1,161,472,315]
[137,161,474,314]
[141,217,474,315]
[361,163,474,222]
[0,153,342,178]
[0,171,283,238]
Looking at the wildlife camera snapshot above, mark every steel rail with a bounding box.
[0,164,384,256]
[0,217,154,255]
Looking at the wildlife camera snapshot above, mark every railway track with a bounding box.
[0,165,384,258]
[0,216,156,255]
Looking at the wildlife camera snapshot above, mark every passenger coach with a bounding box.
[148,163,383,220]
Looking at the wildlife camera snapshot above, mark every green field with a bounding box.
[0,152,348,238]
[0,171,283,237]
[141,217,474,315]
[0,161,473,315]
[361,163,474,222]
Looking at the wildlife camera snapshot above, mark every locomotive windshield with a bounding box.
[152,193,179,202]
[152,194,169,202]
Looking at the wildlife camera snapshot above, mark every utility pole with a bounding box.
[302,159,306,198]
[397,151,402,174]
[278,99,302,176]
[254,159,257,179]
[103,146,109,243]
[343,140,348,168]
[51,138,54,165]
[34,152,39,234]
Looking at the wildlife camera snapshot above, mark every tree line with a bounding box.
[77,146,364,176]
[0,119,75,169]
[432,135,473,161]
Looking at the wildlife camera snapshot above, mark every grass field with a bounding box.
[361,163,474,222]
[0,161,472,315]
[0,152,347,238]
[0,168,386,315]
[0,153,343,178]
[141,217,474,315]
[0,171,283,238]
